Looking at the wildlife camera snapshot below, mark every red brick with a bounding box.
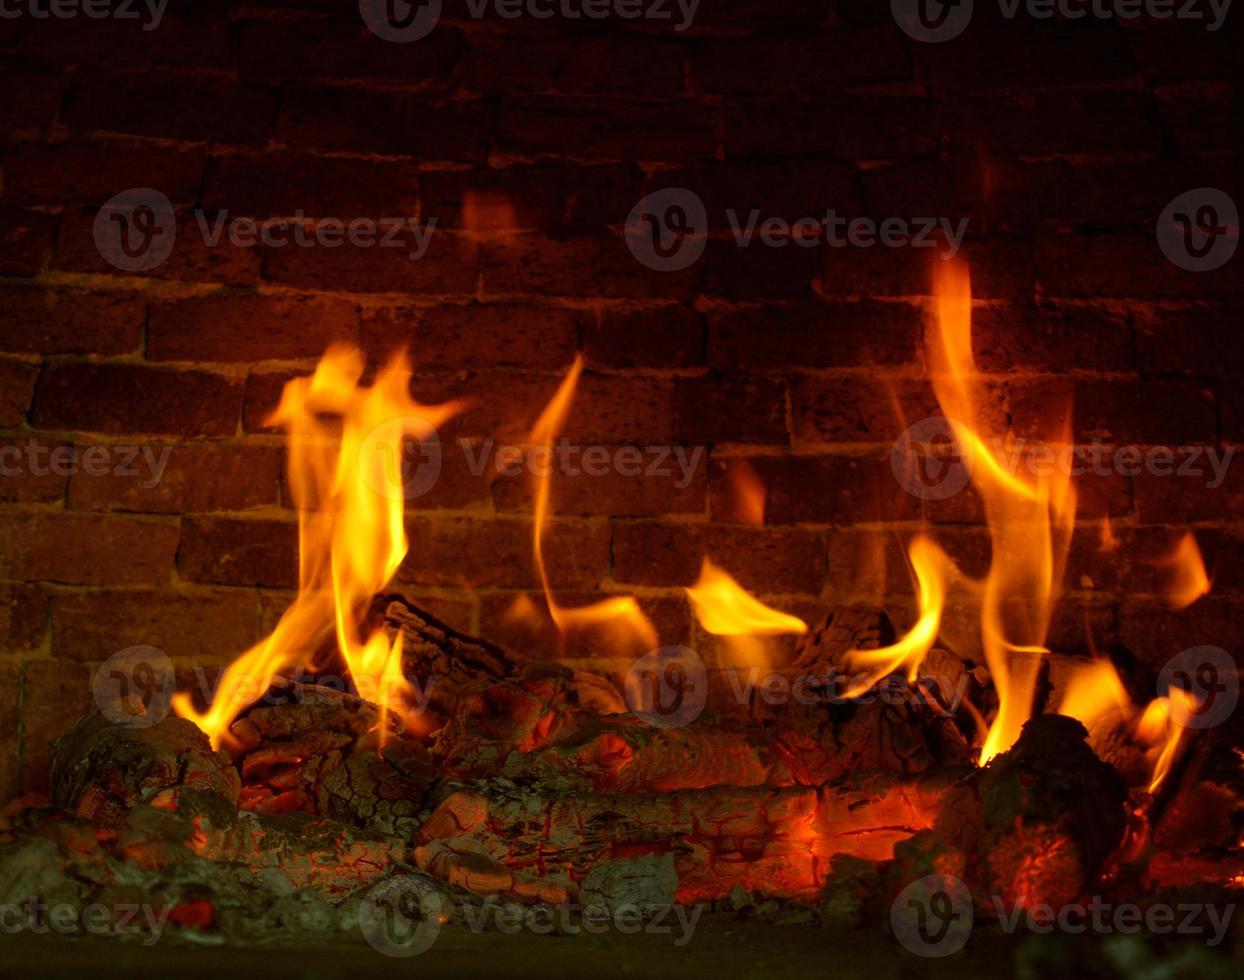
[32,363,243,437]
[54,209,263,286]
[0,359,37,427]
[51,587,260,663]
[0,511,178,585]
[0,662,18,798]
[586,306,703,370]
[237,18,462,84]
[279,86,492,161]
[612,522,826,595]
[148,292,359,363]
[973,303,1134,374]
[0,284,143,356]
[1036,232,1244,300]
[243,372,296,434]
[1,139,207,207]
[0,55,62,139]
[433,372,675,445]
[675,376,787,445]
[62,71,276,145]
[484,235,697,300]
[21,660,93,793]
[969,92,1163,156]
[19,9,231,69]
[689,29,909,94]
[0,583,50,651]
[1009,379,1217,446]
[497,96,716,161]
[491,444,708,519]
[68,443,283,514]
[1119,595,1244,667]
[708,300,922,372]
[699,238,820,300]
[480,590,691,660]
[1127,20,1233,83]
[399,516,610,590]
[1133,455,1244,525]
[727,455,922,526]
[264,228,480,296]
[179,516,298,588]
[422,164,643,233]
[725,95,935,160]
[0,435,69,504]
[661,159,862,232]
[818,239,1035,301]
[203,151,421,219]
[1155,82,1234,154]
[362,303,582,372]
[463,33,684,96]
[0,206,56,276]
[790,378,1007,447]
[1133,307,1244,378]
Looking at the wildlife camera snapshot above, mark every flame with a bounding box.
[927,261,1077,764]
[722,459,766,525]
[1056,659,1193,794]
[1161,531,1211,610]
[842,535,950,697]
[174,346,464,747]
[686,558,806,667]
[528,357,658,655]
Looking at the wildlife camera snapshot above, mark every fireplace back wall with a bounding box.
[0,1,1241,795]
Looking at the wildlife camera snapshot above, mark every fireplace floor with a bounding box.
[0,915,1233,980]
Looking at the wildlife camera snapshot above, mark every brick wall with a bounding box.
[0,1,1241,795]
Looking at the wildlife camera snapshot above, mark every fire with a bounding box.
[721,458,766,525]
[174,346,464,747]
[841,535,950,698]
[1056,658,1195,794]
[1161,531,1211,610]
[527,356,658,655]
[686,558,806,666]
[928,260,1078,764]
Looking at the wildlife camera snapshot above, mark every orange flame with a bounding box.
[928,261,1078,764]
[722,459,766,525]
[686,559,807,667]
[842,535,950,697]
[174,346,464,747]
[528,357,658,655]
[1161,531,1211,610]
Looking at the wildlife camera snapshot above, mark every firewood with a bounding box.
[50,712,240,828]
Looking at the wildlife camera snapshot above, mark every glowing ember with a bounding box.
[174,346,464,747]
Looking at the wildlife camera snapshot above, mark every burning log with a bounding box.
[229,685,436,839]
[908,714,1129,914]
[50,712,240,828]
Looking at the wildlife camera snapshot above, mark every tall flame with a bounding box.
[528,357,658,655]
[928,261,1077,764]
[174,346,464,747]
